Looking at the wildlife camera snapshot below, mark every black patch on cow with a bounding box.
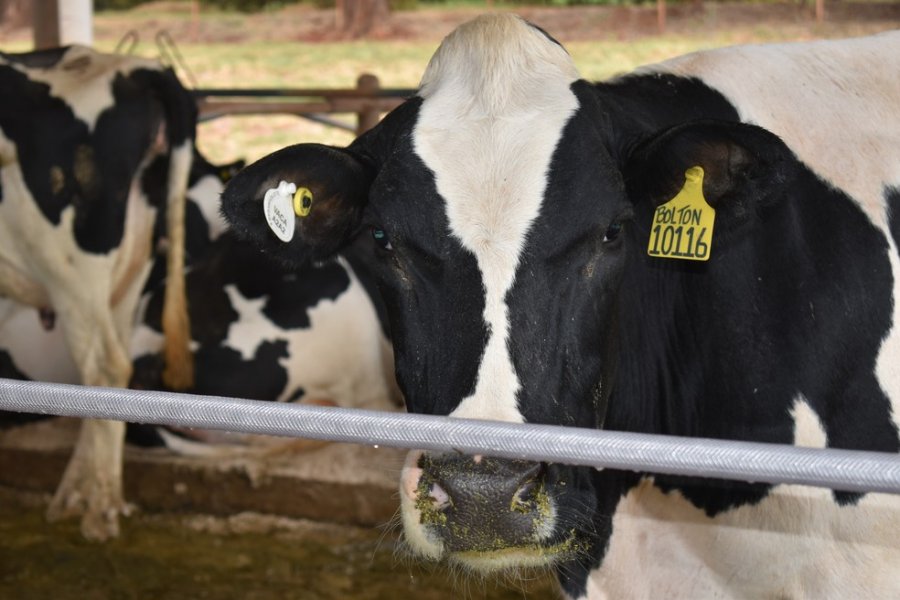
[341,235,393,340]
[0,60,196,255]
[134,233,356,401]
[359,120,490,417]
[525,20,565,50]
[257,260,351,330]
[505,82,631,430]
[73,72,163,253]
[0,47,68,69]
[887,187,900,254]
[131,339,290,401]
[142,233,352,343]
[286,387,306,403]
[0,65,90,226]
[0,347,29,381]
[0,409,51,430]
[613,151,898,515]
[191,340,289,400]
[124,423,167,448]
[594,74,742,165]
[127,67,196,149]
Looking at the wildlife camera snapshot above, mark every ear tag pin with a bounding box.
[647,166,716,261]
[293,187,313,217]
[263,180,297,243]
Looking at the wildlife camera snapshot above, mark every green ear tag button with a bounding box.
[647,166,716,261]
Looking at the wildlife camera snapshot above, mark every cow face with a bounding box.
[222,14,794,578]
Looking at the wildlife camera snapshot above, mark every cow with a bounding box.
[0,152,398,453]
[128,233,399,451]
[0,45,194,540]
[220,15,900,598]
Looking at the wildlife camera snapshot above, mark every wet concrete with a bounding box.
[0,489,559,599]
[0,419,559,598]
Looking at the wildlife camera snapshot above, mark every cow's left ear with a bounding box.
[623,120,797,230]
[221,143,375,268]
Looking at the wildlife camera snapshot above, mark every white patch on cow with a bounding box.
[6,45,162,130]
[400,449,445,560]
[0,299,79,383]
[581,395,900,599]
[222,286,281,361]
[0,149,127,387]
[189,174,229,241]
[413,14,580,423]
[790,394,828,449]
[644,32,900,435]
[277,260,396,410]
[584,483,900,598]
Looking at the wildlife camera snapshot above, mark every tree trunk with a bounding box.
[0,0,32,30]
[338,0,390,39]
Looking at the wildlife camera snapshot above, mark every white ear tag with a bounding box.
[263,180,297,243]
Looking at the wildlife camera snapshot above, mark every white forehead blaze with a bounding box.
[412,15,580,422]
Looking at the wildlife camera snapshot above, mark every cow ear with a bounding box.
[624,120,797,234]
[221,143,374,267]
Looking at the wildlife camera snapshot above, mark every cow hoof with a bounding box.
[46,491,132,542]
[78,507,123,542]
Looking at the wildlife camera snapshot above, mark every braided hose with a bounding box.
[1,378,898,494]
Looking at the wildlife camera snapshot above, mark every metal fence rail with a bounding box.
[1,377,899,494]
[192,77,417,134]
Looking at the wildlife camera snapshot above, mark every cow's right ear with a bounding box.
[221,143,375,267]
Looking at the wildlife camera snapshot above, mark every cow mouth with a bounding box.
[445,533,582,573]
[400,450,585,573]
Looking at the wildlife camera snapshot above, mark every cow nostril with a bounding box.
[511,478,544,513]
[510,463,547,513]
[429,482,452,510]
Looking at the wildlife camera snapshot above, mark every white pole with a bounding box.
[58,0,93,46]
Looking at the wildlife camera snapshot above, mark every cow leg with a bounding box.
[45,305,133,541]
[45,419,127,540]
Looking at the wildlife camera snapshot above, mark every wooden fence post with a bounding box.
[657,0,667,34]
[33,0,59,49]
[356,73,381,136]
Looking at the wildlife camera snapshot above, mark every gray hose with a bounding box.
[1,378,899,494]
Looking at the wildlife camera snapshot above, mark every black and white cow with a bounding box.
[221,15,900,598]
[0,153,398,452]
[0,45,194,540]
[128,233,399,450]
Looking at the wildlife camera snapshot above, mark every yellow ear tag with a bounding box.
[647,166,716,261]
[293,187,313,218]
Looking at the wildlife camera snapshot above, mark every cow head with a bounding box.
[222,14,793,580]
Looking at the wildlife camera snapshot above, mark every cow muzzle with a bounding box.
[400,450,573,572]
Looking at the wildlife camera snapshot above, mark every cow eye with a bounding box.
[603,220,624,244]
[371,227,393,251]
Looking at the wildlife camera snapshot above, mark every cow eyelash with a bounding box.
[603,211,634,245]
[603,221,624,243]
[371,227,393,251]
